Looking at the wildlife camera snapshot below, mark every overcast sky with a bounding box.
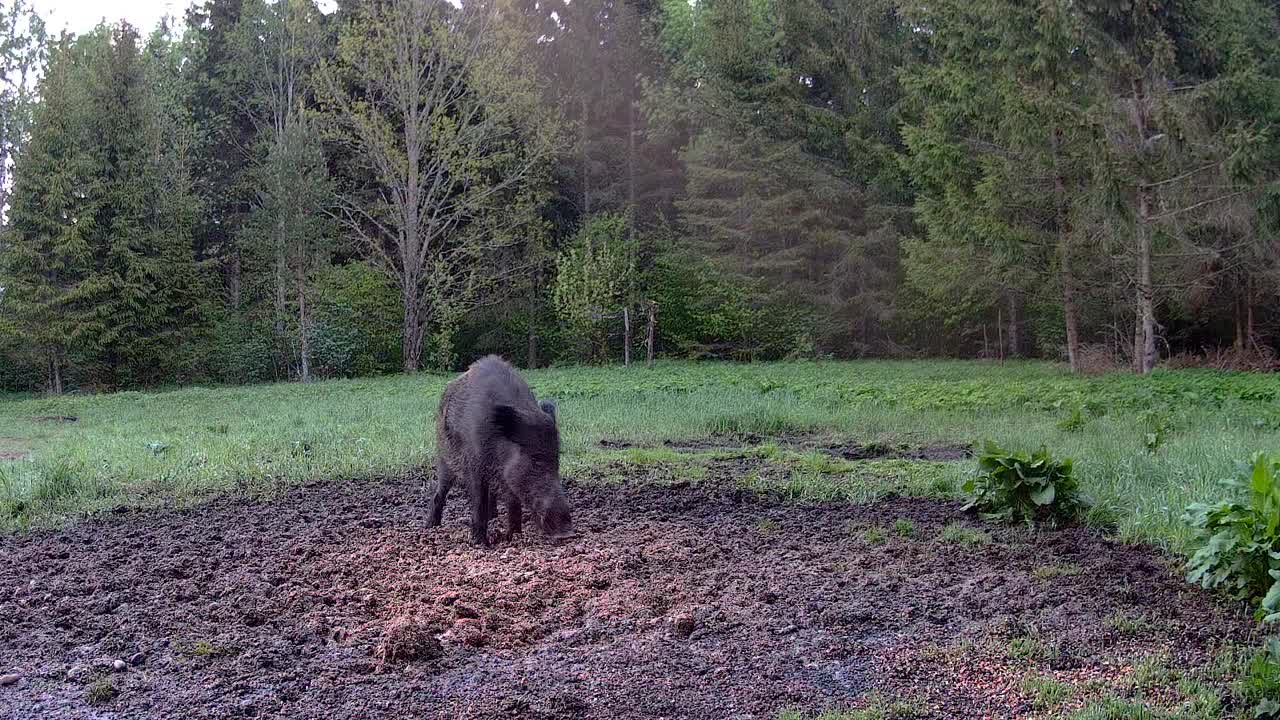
[32,0,184,36]
[30,0,340,37]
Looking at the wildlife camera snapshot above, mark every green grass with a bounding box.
[0,360,1277,547]
[861,525,888,546]
[85,677,117,705]
[937,522,991,547]
[778,694,928,719]
[1021,674,1071,709]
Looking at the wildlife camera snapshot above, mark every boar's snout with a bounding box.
[537,496,575,540]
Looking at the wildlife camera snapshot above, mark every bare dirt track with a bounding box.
[0,456,1258,720]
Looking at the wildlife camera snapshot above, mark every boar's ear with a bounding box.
[493,404,522,441]
[539,400,557,421]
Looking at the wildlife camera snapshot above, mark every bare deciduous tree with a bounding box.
[321,0,555,371]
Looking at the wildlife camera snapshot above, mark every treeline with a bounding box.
[1,0,1279,392]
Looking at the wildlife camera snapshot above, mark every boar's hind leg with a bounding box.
[427,457,455,528]
[467,466,493,547]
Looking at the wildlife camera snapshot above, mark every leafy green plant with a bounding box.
[1139,408,1173,453]
[1057,406,1088,432]
[963,442,1087,526]
[1184,452,1280,624]
[1243,637,1280,719]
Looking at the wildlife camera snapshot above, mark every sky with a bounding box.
[30,0,341,37]
[32,0,186,36]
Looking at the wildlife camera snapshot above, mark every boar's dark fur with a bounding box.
[428,355,573,546]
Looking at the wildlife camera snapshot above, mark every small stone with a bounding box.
[127,652,146,666]
[0,673,19,686]
[66,664,90,681]
[671,612,696,638]
[111,660,127,672]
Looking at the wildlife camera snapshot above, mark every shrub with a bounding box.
[1239,638,1280,719]
[310,262,403,376]
[1184,452,1280,624]
[202,312,278,384]
[962,441,1087,526]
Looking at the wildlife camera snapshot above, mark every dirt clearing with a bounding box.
[0,456,1258,719]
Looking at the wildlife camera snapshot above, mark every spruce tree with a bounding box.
[2,35,93,392]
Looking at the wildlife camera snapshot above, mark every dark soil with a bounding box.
[602,432,973,462]
[0,461,1256,720]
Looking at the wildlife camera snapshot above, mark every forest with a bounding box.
[1,0,1279,392]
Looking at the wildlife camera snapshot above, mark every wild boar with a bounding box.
[427,355,574,546]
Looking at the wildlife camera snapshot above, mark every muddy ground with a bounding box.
[0,452,1259,720]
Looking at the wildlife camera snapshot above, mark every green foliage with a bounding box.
[203,312,278,385]
[861,526,888,546]
[1140,409,1175,454]
[1184,452,1280,624]
[552,214,636,363]
[963,441,1087,526]
[938,522,991,547]
[310,263,402,377]
[1021,674,1070,710]
[86,677,117,705]
[1239,638,1280,719]
[1058,406,1088,433]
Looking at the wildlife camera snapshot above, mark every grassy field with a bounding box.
[1,360,1278,547]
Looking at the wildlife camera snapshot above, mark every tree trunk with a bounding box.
[275,237,287,374]
[1234,289,1246,352]
[581,95,591,216]
[997,306,1004,364]
[1246,275,1256,349]
[623,306,632,367]
[1131,78,1157,375]
[228,248,242,308]
[297,271,311,384]
[628,94,637,238]
[403,287,424,373]
[1136,190,1157,374]
[1006,294,1022,358]
[1132,299,1144,374]
[1052,127,1080,372]
[49,354,63,396]
[527,269,538,369]
[646,301,656,368]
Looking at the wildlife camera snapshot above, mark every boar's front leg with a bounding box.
[467,464,492,547]
[427,457,454,528]
[503,497,522,541]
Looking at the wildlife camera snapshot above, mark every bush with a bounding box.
[1184,452,1280,624]
[963,441,1087,526]
[1239,638,1280,719]
[649,247,802,362]
[310,263,402,376]
[203,313,278,385]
